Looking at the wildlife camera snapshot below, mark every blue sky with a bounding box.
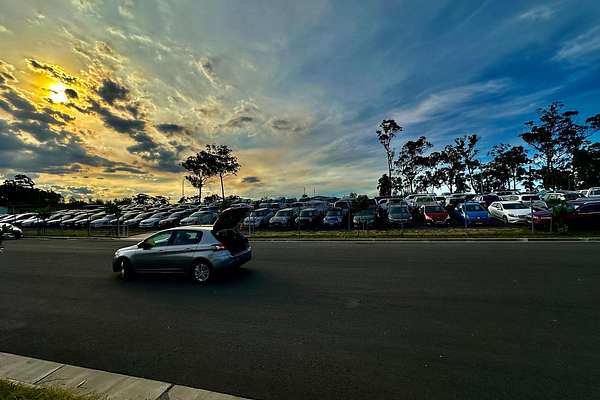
[0,0,599,199]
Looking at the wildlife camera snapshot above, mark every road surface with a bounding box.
[1,238,599,399]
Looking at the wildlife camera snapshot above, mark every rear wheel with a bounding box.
[118,258,135,280]
[191,261,212,284]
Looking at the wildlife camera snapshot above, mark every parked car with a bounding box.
[494,190,520,197]
[180,211,219,226]
[583,187,600,198]
[542,191,582,205]
[408,195,437,210]
[295,208,323,229]
[488,201,532,224]
[0,223,23,239]
[420,204,450,226]
[158,210,194,228]
[269,208,299,229]
[61,213,90,228]
[454,201,491,226]
[9,213,37,226]
[528,201,600,229]
[21,216,45,227]
[139,212,172,229]
[243,208,274,229]
[112,207,251,284]
[476,194,502,209]
[333,200,352,211]
[378,197,405,212]
[123,212,154,228]
[387,204,413,227]
[90,214,117,228]
[353,208,378,228]
[322,208,346,228]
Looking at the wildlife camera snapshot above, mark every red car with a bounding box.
[420,204,450,226]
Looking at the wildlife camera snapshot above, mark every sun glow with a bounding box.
[49,82,68,103]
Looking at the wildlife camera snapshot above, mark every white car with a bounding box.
[488,201,533,224]
[583,187,600,198]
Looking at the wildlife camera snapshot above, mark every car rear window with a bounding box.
[171,230,203,245]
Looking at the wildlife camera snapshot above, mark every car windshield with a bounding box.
[503,203,529,210]
[465,204,484,212]
[251,210,268,217]
[389,206,408,214]
[300,210,314,217]
[276,210,292,217]
[521,195,539,201]
[326,210,342,216]
[425,205,445,213]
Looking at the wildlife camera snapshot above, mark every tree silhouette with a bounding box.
[521,102,595,189]
[181,148,220,203]
[375,119,402,184]
[395,136,432,193]
[206,144,241,207]
[489,144,529,190]
[377,174,392,197]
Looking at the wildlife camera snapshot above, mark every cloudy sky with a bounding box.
[1,0,599,200]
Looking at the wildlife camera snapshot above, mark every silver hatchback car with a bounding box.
[112,208,251,284]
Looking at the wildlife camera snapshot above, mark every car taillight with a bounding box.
[212,244,227,251]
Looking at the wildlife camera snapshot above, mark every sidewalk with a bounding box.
[0,352,250,400]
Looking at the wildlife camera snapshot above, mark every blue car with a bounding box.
[454,201,490,226]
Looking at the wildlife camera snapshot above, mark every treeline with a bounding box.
[375,101,600,196]
[0,175,62,207]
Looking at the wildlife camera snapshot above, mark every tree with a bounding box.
[454,134,480,190]
[521,102,596,189]
[209,144,241,207]
[394,136,432,193]
[572,142,600,188]
[489,144,529,190]
[375,119,402,184]
[377,174,392,197]
[430,143,465,194]
[181,147,221,203]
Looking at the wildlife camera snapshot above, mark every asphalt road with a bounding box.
[1,239,600,399]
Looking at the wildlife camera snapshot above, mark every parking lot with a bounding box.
[1,238,600,399]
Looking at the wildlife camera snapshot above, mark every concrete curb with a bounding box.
[0,352,251,400]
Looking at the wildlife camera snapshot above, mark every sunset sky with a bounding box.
[1,0,600,200]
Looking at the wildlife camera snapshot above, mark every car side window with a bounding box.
[146,231,173,248]
[171,230,203,246]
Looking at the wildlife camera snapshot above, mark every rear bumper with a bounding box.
[211,248,252,270]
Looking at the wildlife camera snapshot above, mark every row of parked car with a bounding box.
[2,187,599,234]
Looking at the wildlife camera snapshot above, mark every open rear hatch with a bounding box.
[212,207,250,254]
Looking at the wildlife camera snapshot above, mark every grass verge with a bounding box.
[0,379,105,400]
[247,226,600,239]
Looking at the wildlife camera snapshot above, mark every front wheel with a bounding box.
[118,258,135,280]
[191,261,212,284]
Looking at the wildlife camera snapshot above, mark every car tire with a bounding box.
[191,260,212,284]
[502,216,509,225]
[118,258,135,280]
